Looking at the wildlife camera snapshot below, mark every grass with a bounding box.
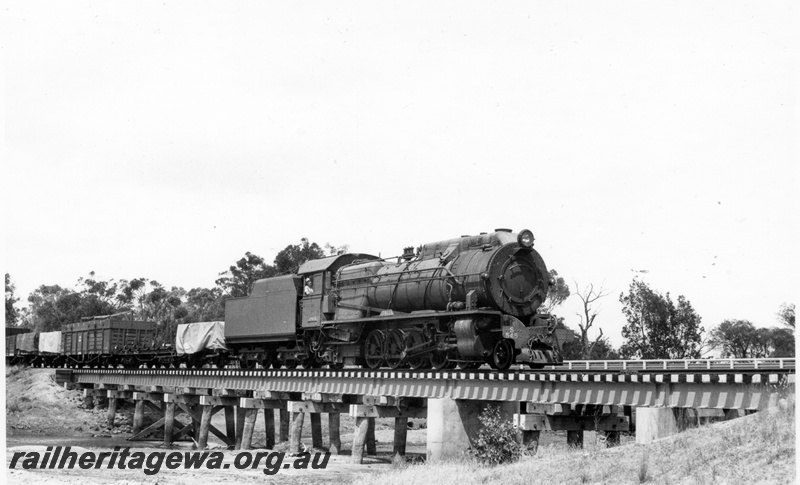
[352,397,795,485]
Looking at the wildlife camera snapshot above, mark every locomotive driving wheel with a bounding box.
[363,329,386,369]
[404,330,429,369]
[383,329,407,369]
[430,349,452,370]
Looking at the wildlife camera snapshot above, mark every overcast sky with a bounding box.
[3,1,797,347]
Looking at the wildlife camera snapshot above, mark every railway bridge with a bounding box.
[59,358,795,462]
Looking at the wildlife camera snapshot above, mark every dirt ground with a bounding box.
[5,367,419,483]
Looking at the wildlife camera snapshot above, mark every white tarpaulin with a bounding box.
[39,331,62,353]
[16,333,36,352]
[175,321,226,355]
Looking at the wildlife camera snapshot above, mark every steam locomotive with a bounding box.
[6,228,563,370]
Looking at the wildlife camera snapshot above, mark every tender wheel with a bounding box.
[404,330,429,370]
[383,329,406,369]
[284,360,298,370]
[492,339,515,371]
[363,330,386,369]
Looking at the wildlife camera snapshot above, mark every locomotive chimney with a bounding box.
[402,246,416,260]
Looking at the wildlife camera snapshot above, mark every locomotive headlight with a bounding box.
[517,229,535,248]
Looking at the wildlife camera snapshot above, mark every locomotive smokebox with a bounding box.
[451,230,548,317]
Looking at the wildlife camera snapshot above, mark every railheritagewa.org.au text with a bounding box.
[9,446,330,475]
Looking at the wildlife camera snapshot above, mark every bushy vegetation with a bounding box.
[467,406,525,466]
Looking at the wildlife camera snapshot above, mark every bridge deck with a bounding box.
[67,364,795,411]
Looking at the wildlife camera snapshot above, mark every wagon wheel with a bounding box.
[214,353,227,369]
[491,339,515,371]
[302,356,321,369]
[404,330,429,370]
[363,330,386,369]
[383,329,406,369]
[261,350,280,370]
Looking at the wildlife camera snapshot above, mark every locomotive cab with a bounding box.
[297,253,380,328]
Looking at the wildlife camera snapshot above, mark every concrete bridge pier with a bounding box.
[426,398,519,461]
[635,407,680,443]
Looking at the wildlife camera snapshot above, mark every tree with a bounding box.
[116,277,149,313]
[554,319,619,360]
[749,327,795,358]
[590,338,620,360]
[273,238,326,274]
[619,279,704,359]
[573,282,609,359]
[25,284,80,332]
[183,287,225,322]
[5,273,19,325]
[216,239,347,297]
[554,319,581,359]
[216,252,277,297]
[709,319,758,358]
[778,303,795,329]
[767,327,795,357]
[539,269,570,314]
[24,273,129,332]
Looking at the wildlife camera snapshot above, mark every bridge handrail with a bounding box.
[555,358,795,371]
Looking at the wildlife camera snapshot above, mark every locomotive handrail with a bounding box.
[336,268,482,292]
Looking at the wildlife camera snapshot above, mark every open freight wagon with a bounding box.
[60,314,158,367]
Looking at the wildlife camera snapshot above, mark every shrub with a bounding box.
[468,405,523,466]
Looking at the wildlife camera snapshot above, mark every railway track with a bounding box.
[59,357,795,377]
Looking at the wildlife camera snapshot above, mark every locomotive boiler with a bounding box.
[226,228,563,370]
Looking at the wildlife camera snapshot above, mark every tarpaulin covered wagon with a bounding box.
[175,321,228,368]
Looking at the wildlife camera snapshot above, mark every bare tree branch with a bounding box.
[574,282,609,359]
